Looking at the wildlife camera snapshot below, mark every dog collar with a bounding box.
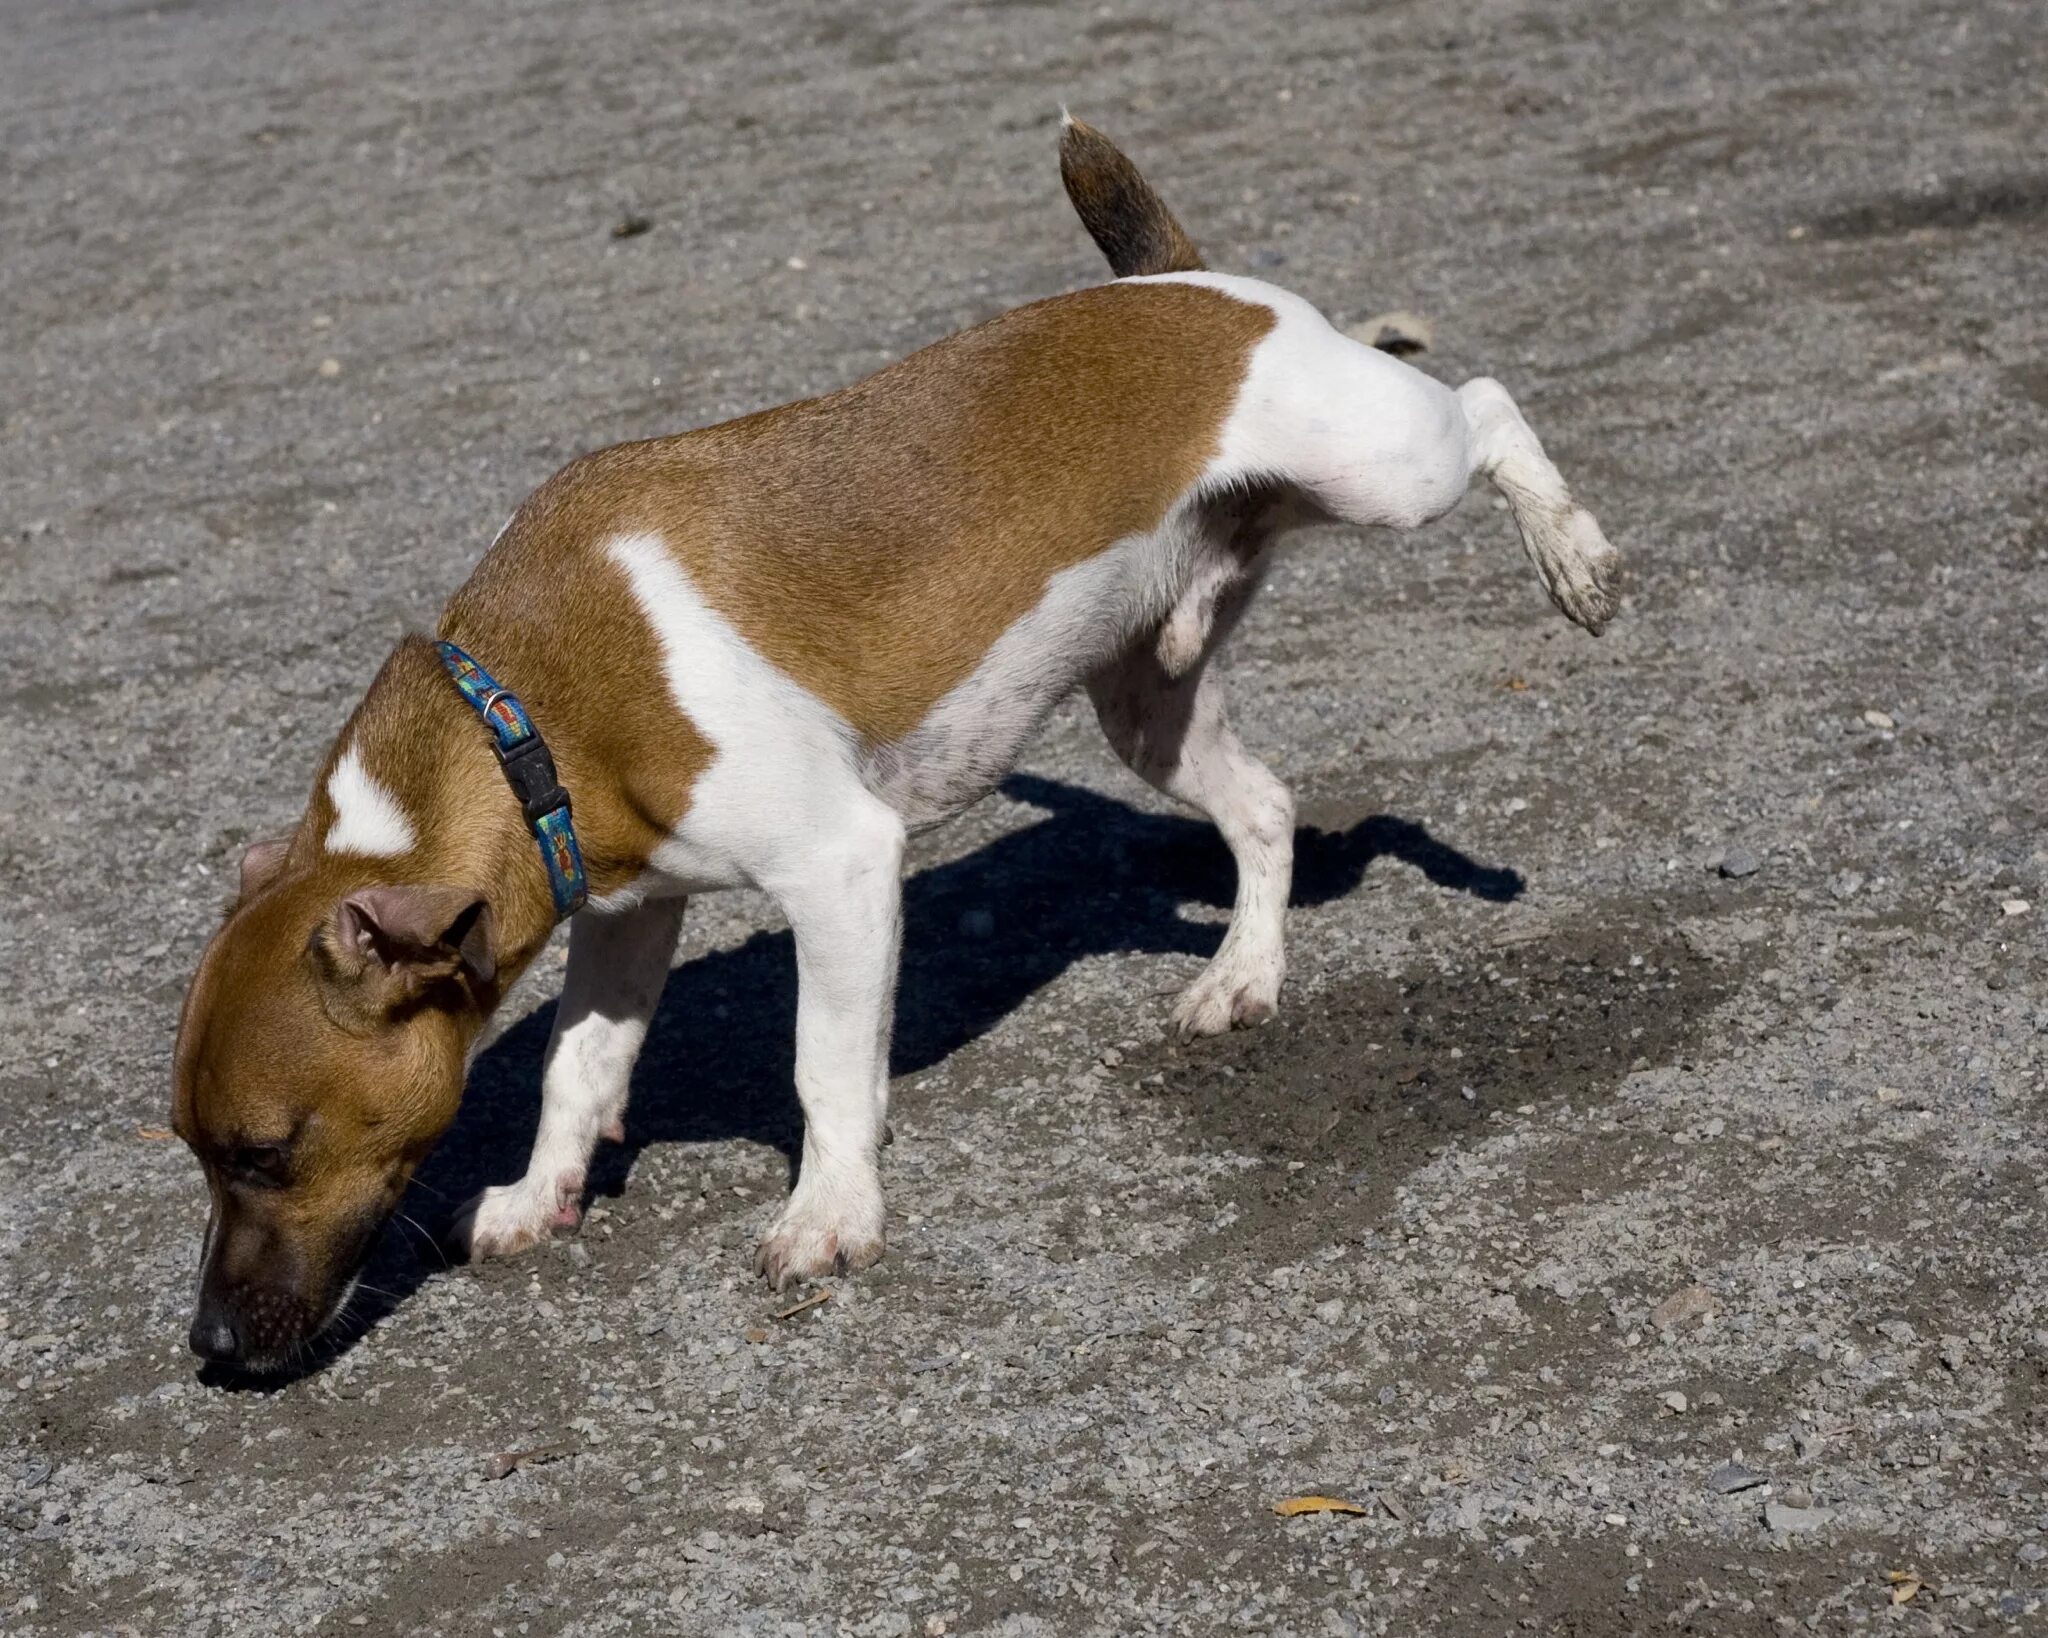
[435,640,589,919]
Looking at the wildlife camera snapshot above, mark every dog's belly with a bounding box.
[864,518,1194,827]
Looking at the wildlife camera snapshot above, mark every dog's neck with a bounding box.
[310,634,566,990]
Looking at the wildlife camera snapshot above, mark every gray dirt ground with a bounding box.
[3,0,2045,1632]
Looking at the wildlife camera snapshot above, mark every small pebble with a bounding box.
[1862,709,1896,730]
[1651,1286,1718,1329]
[1764,1500,1833,1535]
[2001,898,2030,917]
[1710,1462,1768,1494]
[1660,1390,1689,1415]
[1717,847,1761,879]
[316,357,342,378]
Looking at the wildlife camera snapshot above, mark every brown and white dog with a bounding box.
[171,119,1619,1370]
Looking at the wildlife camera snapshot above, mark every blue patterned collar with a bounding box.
[435,640,588,919]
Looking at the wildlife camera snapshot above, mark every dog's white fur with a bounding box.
[455,273,1617,1281]
[324,744,416,857]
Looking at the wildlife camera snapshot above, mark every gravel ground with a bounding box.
[4,0,2046,1632]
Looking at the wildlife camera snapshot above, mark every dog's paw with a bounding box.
[447,1173,584,1262]
[754,1174,885,1292]
[1172,953,1282,1039]
[1536,505,1622,636]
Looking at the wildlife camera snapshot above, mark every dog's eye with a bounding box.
[226,1142,293,1188]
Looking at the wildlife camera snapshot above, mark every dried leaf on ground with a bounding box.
[1273,1495,1370,1518]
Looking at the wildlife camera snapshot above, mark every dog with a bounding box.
[171,117,1619,1370]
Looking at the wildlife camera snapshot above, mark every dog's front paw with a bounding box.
[447,1173,584,1261]
[754,1173,885,1292]
[1172,951,1282,1039]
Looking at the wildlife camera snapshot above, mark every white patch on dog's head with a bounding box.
[324,744,416,857]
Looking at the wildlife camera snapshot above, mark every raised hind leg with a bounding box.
[1208,286,1621,631]
[1456,376,1622,633]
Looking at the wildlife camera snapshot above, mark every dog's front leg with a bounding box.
[451,897,685,1258]
[755,798,904,1290]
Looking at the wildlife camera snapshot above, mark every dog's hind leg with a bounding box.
[1456,376,1621,634]
[1213,288,1619,632]
[1090,639,1294,1038]
[754,794,905,1290]
[451,897,685,1259]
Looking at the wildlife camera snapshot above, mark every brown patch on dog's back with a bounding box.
[481,280,1272,746]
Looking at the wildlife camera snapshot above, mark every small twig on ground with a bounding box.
[484,1440,573,1481]
[774,1290,832,1323]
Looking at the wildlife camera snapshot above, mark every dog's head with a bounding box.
[172,840,496,1371]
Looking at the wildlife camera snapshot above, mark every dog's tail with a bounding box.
[1058,112,1205,277]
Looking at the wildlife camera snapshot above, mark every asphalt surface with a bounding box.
[4,0,2046,1633]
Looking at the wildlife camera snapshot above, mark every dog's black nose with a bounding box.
[188,1309,242,1363]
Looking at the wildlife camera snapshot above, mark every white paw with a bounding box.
[1172,948,1283,1039]
[1539,506,1622,635]
[448,1172,584,1261]
[755,1171,885,1292]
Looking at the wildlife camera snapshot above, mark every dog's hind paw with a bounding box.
[1531,504,1622,636]
[1171,949,1282,1039]
[447,1173,584,1261]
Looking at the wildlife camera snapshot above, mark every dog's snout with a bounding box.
[188,1304,242,1364]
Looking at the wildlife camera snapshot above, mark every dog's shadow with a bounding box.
[219,773,1519,1386]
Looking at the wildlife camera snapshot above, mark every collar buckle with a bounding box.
[495,734,571,827]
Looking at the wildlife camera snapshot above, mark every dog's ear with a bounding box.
[237,836,293,901]
[333,885,497,987]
